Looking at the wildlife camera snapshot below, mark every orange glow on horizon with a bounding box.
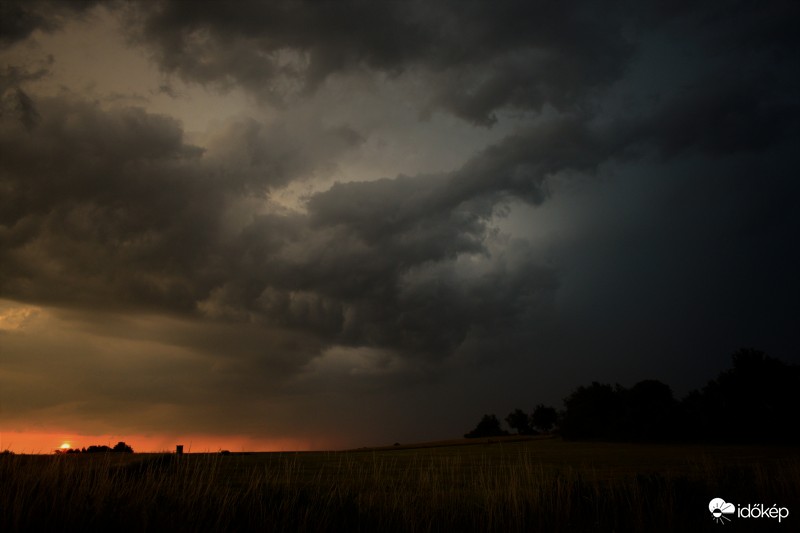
[0,430,337,454]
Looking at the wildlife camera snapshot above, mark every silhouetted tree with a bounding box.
[557,349,799,444]
[85,445,112,453]
[464,414,509,438]
[560,379,677,441]
[505,409,535,435]
[531,404,558,433]
[681,349,800,444]
[560,382,625,440]
[113,441,133,453]
[619,380,677,440]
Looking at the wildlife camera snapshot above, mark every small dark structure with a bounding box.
[176,445,184,455]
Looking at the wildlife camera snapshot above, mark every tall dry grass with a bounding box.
[1,447,798,531]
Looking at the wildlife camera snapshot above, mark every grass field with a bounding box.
[2,437,798,532]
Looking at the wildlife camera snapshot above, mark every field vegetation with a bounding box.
[2,437,797,532]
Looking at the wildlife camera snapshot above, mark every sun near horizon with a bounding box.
[0,430,334,454]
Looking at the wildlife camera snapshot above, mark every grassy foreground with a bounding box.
[1,438,798,532]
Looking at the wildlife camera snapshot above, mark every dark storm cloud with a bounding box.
[620,2,800,160]
[0,60,55,129]
[0,102,210,311]
[0,86,39,130]
[4,7,799,363]
[125,0,800,131]
[207,112,625,359]
[0,0,101,47]
[126,0,633,124]
[0,94,359,316]
[203,117,363,193]
[205,135,576,357]
[0,308,326,435]
[291,117,615,355]
[308,116,612,238]
[0,88,579,364]
[639,68,800,158]
[2,0,799,445]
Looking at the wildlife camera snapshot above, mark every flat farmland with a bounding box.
[2,437,798,532]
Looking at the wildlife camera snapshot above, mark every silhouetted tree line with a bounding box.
[559,379,675,441]
[466,349,800,444]
[677,349,800,444]
[57,441,133,454]
[465,405,558,438]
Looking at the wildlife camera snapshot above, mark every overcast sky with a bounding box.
[1,0,798,452]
